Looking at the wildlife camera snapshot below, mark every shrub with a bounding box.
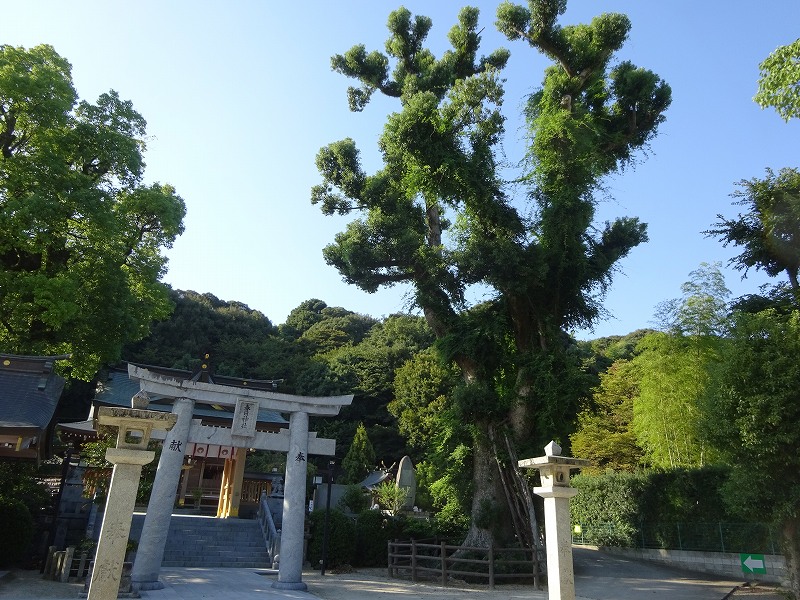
[0,497,34,566]
[307,509,355,568]
[355,510,406,567]
[571,470,648,546]
[432,500,469,541]
[338,484,370,514]
[571,466,746,548]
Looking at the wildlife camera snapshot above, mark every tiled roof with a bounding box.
[0,353,68,430]
[95,367,288,427]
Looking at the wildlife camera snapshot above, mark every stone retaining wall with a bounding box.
[599,546,787,585]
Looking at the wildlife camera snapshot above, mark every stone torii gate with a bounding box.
[127,365,353,592]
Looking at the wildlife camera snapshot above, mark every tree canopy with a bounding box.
[705,308,800,597]
[314,1,670,547]
[707,168,800,297]
[0,44,185,379]
[754,38,800,122]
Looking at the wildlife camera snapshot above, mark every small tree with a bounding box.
[374,481,409,516]
[341,422,376,484]
[570,359,643,472]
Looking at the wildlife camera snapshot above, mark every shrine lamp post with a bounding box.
[86,395,176,600]
[518,441,589,600]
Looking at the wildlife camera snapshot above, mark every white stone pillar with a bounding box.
[131,397,194,590]
[519,442,588,600]
[273,410,309,591]
[87,448,154,600]
[536,486,580,600]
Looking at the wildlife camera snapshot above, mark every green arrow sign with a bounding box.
[741,553,767,574]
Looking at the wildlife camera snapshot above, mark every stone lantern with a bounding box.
[86,397,177,600]
[518,441,589,600]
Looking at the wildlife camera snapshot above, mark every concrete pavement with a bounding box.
[0,547,787,600]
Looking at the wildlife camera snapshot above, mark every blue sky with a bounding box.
[6,1,799,339]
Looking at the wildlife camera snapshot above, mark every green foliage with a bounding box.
[308,508,436,569]
[341,423,376,484]
[79,434,160,503]
[307,509,356,568]
[754,39,800,122]
[354,510,408,567]
[432,496,471,541]
[390,348,459,449]
[316,313,435,462]
[653,262,731,336]
[571,471,647,546]
[572,467,741,548]
[279,299,329,340]
[623,264,730,469]
[374,481,409,516]
[0,44,186,380]
[570,359,643,472]
[245,451,285,474]
[316,1,670,545]
[577,329,653,377]
[338,484,370,514]
[706,309,800,523]
[0,497,34,566]
[632,332,721,469]
[123,290,289,381]
[0,463,52,516]
[0,464,50,566]
[706,168,800,298]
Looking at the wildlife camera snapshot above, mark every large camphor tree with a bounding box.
[312,1,670,548]
[0,44,185,380]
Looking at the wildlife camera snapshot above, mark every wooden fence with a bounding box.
[387,539,544,589]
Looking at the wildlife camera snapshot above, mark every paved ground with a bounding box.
[0,547,788,600]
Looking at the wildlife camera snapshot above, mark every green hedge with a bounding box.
[570,466,747,548]
[308,509,438,568]
[307,509,356,569]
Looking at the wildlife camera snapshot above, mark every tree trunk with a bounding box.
[783,516,800,600]
[461,430,500,548]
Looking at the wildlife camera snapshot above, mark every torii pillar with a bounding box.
[518,441,589,600]
[127,366,352,592]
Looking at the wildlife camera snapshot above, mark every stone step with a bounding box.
[129,513,270,568]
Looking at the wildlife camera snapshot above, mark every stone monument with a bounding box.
[518,441,589,600]
[86,396,177,600]
[395,455,417,511]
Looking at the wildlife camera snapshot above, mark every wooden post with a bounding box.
[217,455,232,517]
[488,542,495,589]
[228,447,247,517]
[441,541,447,586]
[411,539,417,583]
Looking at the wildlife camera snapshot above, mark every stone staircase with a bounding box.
[130,513,271,568]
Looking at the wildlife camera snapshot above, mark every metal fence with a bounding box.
[572,522,780,555]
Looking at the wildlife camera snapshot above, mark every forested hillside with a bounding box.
[119,290,436,464]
